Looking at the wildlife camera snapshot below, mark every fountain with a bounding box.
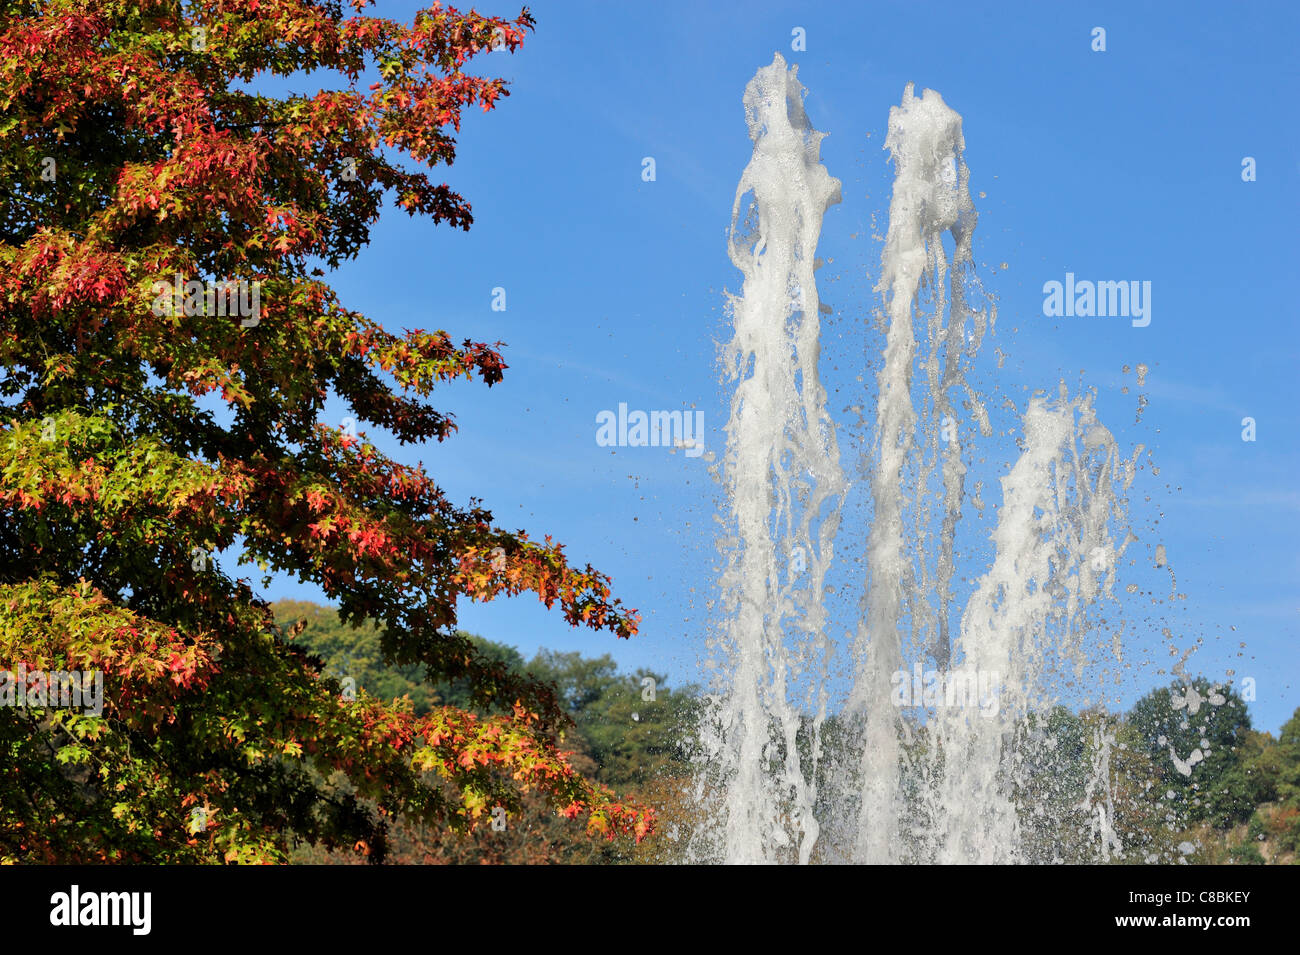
[692,55,1138,865]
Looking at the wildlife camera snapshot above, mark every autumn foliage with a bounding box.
[0,0,650,862]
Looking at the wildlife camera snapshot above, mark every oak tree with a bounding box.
[0,0,650,862]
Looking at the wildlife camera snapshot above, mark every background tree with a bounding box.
[1274,708,1300,808]
[1127,678,1255,829]
[1236,709,1300,861]
[0,0,649,863]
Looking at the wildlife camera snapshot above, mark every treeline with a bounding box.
[1018,680,1300,864]
[274,600,1299,864]
[801,681,1298,864]
[272,601,697,864]
[804,680,1300,864]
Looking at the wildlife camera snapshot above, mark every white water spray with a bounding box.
[843,83,989,864]
[699,58,1138,865]
[693,53,845,865]
[931,389,1133,862]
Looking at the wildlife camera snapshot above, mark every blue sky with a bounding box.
[253,1,1298,733]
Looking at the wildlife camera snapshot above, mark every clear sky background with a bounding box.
[251,1,1298,733]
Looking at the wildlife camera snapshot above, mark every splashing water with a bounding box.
[692,53,846,865]
[694,56,1140,864]
[927,389,1134,863]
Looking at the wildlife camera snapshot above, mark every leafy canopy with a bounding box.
[0,0,649,862]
